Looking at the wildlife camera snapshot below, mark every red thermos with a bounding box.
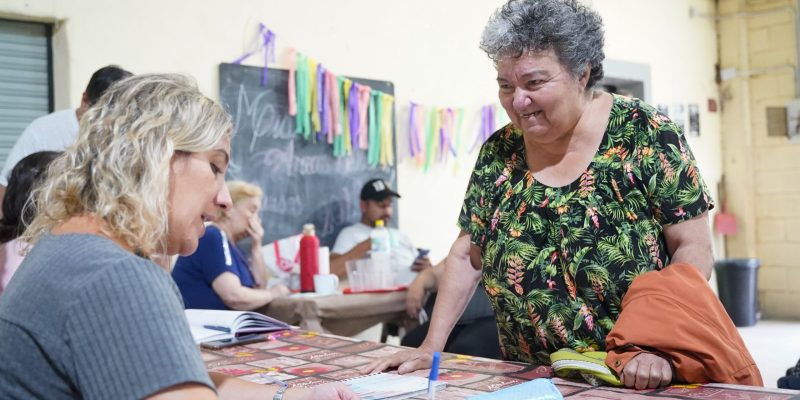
[299,224,319,292]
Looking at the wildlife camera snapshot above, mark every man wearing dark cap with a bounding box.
[0,65,132,208]
[330,178,431,285]
[330,179,500,357]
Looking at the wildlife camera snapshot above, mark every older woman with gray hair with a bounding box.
[366,0,714,390]
[0,75,356,399]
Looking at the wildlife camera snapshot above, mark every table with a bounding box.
[256,290,409,336]
[202,329,800,399]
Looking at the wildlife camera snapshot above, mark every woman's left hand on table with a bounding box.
[620,352,672,390]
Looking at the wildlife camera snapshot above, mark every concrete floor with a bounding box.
[361,319,800,388]
[738,319,800,388]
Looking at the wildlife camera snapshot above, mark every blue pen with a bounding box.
[203,325,230,332]
[428,352,440,400]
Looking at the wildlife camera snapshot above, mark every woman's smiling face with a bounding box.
[496,49,589,144]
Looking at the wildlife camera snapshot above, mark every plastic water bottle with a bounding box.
[299,224,320,293]
[370,219,391,259]
[370,219,392,288]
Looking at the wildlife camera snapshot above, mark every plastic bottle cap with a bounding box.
[303,224,316,234]
[375,219,384,228]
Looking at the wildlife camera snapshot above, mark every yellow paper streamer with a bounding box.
[380,94,394,166]
[309,59,320,136]
[342,79,353,155]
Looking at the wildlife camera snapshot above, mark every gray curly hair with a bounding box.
[24,74,232,257]
[480,0,605,89]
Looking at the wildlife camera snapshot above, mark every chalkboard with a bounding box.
[218,63,397,248]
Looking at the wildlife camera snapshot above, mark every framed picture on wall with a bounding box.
[786,99,800,140]
[688,104,700,137]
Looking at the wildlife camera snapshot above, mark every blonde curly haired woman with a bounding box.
[0,74,356,400]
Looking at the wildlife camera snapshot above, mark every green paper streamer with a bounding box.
[294,54,305,136]
[370,91,382,167]
[368,92,377,164]
[455,108,464,155]
[424,108,436,171]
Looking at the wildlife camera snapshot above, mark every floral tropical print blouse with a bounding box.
[458,95,713,364]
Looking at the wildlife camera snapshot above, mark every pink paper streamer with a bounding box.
[357,85,371,150]
[287,49,297,116]
[327,70,341,138]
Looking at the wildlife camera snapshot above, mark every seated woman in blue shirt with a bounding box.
[173,180,289,310]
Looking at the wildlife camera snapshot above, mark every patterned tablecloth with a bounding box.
[203,329,800,399]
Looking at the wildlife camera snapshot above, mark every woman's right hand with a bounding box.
[290,383,359,399]
[360,346,434,375]
[268,284,291,299]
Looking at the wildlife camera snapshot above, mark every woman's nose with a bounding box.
[512,88,532,111]
[216,184,233,210]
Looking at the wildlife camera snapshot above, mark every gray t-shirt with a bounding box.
[0,233,213,399]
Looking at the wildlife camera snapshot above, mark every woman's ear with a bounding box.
[579,64,591,88]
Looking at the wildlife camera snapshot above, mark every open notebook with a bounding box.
[185,309,291,344]
[342,373,445,400]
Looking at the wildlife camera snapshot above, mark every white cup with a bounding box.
[313,273,340,295]
[345,258,395,292]
[318,246,330,275]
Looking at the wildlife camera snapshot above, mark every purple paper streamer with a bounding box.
[408,103,417,156]
[439,126,446,162]
[232,24,276,87]
[316,64,325,142]
[348,83,360,149]
[231,23,265,64]
[261,29,275,86]
[471,105,493,153]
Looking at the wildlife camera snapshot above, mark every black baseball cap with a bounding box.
[360,178,401,201]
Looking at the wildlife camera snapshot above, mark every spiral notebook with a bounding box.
[343,373,446,400]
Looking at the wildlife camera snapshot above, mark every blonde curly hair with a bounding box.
[24,73,232,257]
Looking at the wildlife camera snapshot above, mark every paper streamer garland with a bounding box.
[287,50,395,165]
[408,102,498,171]
[234,23,497,170]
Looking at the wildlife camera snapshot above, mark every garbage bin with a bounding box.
[714,258,760,327]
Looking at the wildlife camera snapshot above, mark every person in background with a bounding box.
[330,178,430,285]
[0,74,355,399]
[365,0,714,390]
[0,65,132,209]
[0,151,60,295]
[173,180,290,310]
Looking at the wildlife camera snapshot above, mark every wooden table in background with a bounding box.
[257,290,410,336]
[203,329,800,399]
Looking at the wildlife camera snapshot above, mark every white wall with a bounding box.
[594,0,724,258]
[0,0,721,261]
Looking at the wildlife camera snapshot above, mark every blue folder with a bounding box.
[467,378,564,400]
